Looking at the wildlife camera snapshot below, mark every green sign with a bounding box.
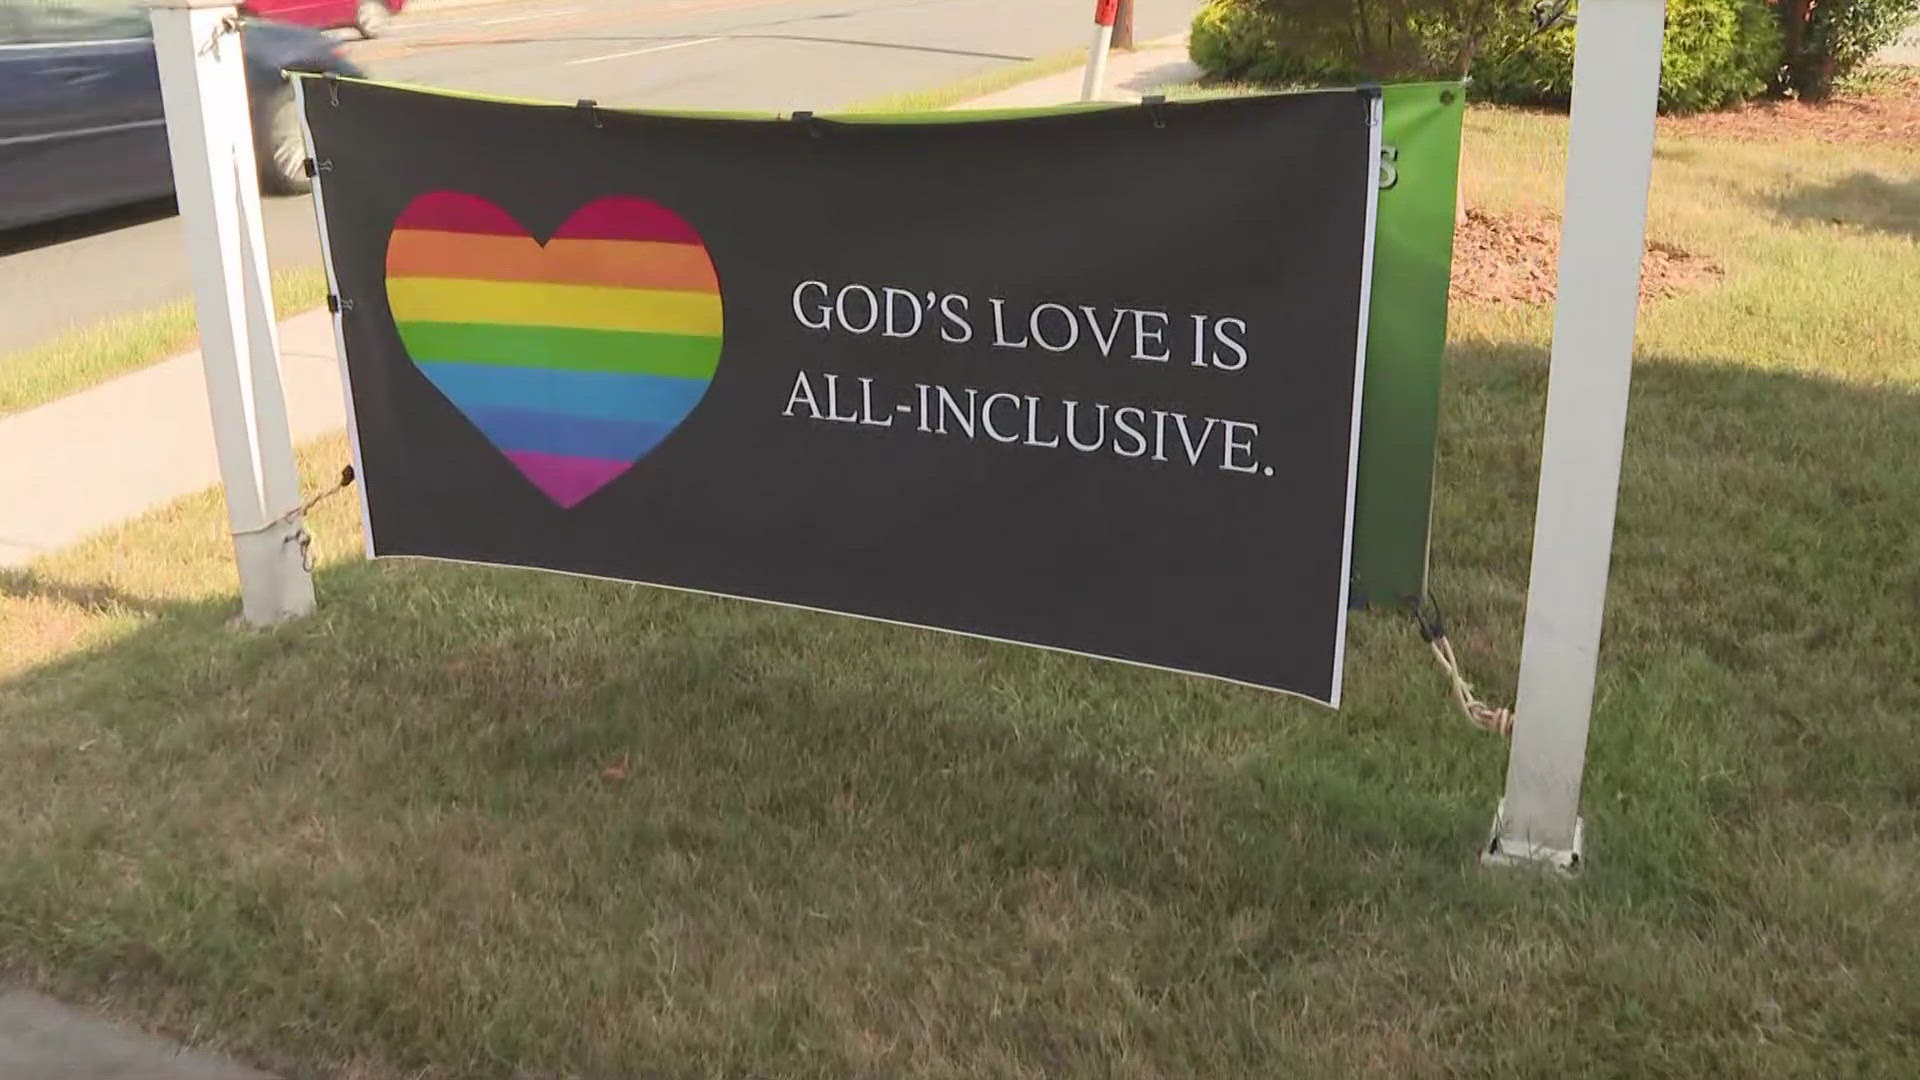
[1352,82,1463,607]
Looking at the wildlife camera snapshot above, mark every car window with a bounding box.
[13,0,152,44]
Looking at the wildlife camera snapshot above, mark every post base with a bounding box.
[231,517,317,627]
[1482,800,1583,871]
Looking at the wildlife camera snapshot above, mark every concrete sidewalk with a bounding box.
[0,309,344,568]
[0,990,269,1080]
[960,35,1199,109]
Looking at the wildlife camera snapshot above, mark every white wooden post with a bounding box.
[1487,0,1668,869]
[1080,0,1118,101]
[149,0,314,625]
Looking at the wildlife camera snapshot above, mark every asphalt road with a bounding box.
[0,0,1200,355]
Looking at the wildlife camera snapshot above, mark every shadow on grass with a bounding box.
[0,345,1917,1075]
[1774,171,1920,238]
[0,569,183,619]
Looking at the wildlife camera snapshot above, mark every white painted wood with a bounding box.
[1489,0,1669,869]
[150,0,314,624]
[1080,24,1114,102]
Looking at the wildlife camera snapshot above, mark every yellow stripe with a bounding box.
[386,277,723,336]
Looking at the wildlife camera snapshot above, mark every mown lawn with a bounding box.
[0,268,327,419]
[0,100,1916,1077]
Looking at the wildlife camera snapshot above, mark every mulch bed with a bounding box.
[1448,68,1916,306]
[1660,67,1920,148]
[1449,208,1722,307]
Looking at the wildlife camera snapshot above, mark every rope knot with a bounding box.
[1411,596,1515,738]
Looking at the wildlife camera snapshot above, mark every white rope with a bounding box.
[1429,636,1514,737]
[229,465,356,572]
[1411,597,1515,737]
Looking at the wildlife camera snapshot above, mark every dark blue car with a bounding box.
[0,1,363,230]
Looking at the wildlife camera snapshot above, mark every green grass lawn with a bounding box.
[0,268,327,419]
[0,103,1916,1077]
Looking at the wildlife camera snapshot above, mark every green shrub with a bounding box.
[1187,0,1500,84]
[1190,0,1785,114]
[1189,0,1290,81]
[1776,0,1920,100]
[1473,0,1781,113]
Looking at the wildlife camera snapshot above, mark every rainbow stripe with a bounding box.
[385,191,723,508]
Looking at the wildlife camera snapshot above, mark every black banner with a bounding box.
[300,80,1380,704]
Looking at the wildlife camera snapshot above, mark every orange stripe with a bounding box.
[386,230,718,293]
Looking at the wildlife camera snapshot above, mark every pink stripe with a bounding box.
[551,196,704,245]
[393,191,528,236]
[502,450,631,508]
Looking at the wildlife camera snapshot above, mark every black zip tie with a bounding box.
[1357,83,1383,124]
[791,110,823,138]
[302,158,332,178]
[1409,594,1446,644]
[323,72,339,106]
[1141,94,1168,129]
[326,295,353,314]
[577,99,602,128]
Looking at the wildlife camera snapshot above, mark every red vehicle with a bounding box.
[240,0,405,38]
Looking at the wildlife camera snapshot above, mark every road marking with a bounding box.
[0,118,164,147]
[339,0,786,66]
[564,36,722,65]
[479,8,583,25]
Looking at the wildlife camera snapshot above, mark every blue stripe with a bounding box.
[415,361,711,424]
[461,406,677,461]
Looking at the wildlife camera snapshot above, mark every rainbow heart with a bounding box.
[385,192,723,508]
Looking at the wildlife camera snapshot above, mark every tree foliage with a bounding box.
[1775,0,1920,100]
[1190,0,1915,112]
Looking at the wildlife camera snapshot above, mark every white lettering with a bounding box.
[939,294,973,344]
[1212,317,1249,371]
[791,281,831,330]
[1063,400,1107,452]
[982,392,1023,443]
[1221,420,1260,472]
[835,284,879,335]
[1112,407,1148,457]
[882,287,922,339]
[990,298,1029,349]
[1131,310,1171,362]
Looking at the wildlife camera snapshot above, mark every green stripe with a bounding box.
[1350,82,1465,607]
[395,321,722,378]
